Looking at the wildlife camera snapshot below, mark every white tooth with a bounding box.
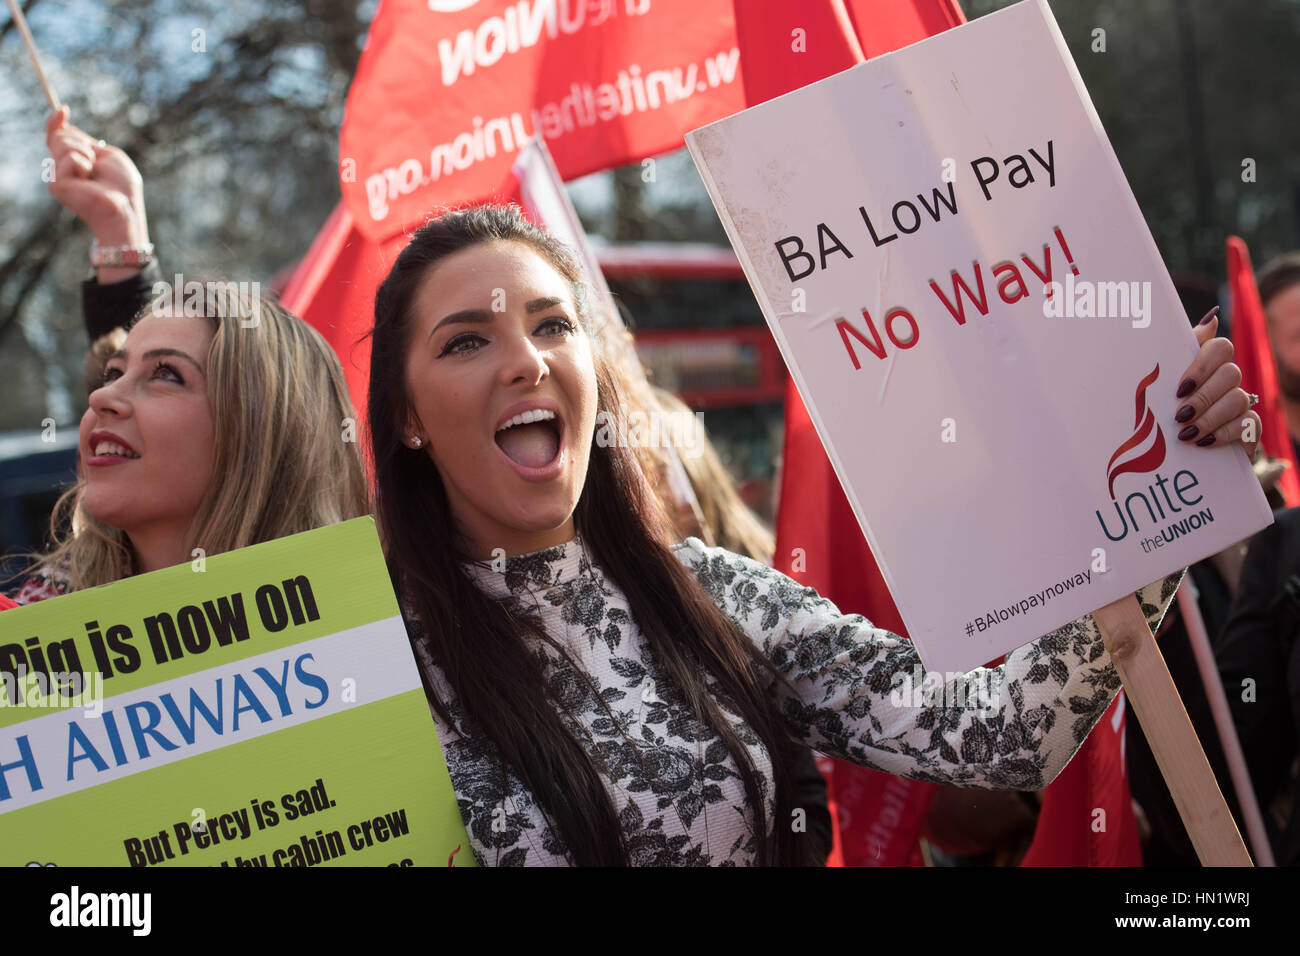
[496,409,557,432]
[95,440,137,457]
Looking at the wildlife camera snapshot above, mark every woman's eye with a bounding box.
[538,317,575,336]
[439,333,485,357]
[101,366,123,385]
[152,361,184,384]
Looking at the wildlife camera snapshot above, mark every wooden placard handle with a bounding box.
[7,0,61,112]
[1091,594,1253,866]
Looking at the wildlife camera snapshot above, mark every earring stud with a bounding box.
[410,436,423,448]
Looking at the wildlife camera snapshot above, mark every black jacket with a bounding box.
[81,261,160,341]
[1217,506,1300,864]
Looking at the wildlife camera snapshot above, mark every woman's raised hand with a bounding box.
[45,106,150,282]
[1175,306,1260,463]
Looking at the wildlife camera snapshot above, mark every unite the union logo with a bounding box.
[1105,364,1166,499]
[1095,364,1213,547]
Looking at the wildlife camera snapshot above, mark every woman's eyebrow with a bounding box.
[523,296,564,314]
[429,296,566,339]
[106,347,204,375]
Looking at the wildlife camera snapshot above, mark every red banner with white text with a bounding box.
[341,0,744,241]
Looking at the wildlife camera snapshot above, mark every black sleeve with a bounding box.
[789,746,833,864]
[1216,515,1297,807]
[82,260,162,342]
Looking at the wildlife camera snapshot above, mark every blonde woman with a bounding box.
[6,110,369,603]
[8,285,369,603]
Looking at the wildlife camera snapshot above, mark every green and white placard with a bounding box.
[0,517,473,867]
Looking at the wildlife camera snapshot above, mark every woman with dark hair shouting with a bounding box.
[368,204,1258,867]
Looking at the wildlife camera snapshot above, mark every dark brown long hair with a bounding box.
[368,204,809,865]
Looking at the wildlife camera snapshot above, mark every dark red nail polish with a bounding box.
[1176,378,1196,399]
[1196,434,1216,447]
[1198,305,1220,326]
[1175,404,1195,423]
[1178,425,1199,441]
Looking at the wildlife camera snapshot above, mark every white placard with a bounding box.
[685,0,1273,673]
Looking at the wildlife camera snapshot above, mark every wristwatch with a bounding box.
[90,241,155,269]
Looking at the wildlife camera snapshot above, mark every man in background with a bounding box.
[1259,253,1300,463]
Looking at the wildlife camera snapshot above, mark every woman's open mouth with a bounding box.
[493,407,565,482]
[87,433,141,467]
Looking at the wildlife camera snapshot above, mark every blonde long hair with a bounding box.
[28,284,370,591]
[649,386,775,564]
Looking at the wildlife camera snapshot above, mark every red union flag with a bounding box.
[341,0,744,240]
[1021,692,1141,866]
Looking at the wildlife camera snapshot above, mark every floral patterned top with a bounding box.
[411,534,1183,866]
[8,571,71,605]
